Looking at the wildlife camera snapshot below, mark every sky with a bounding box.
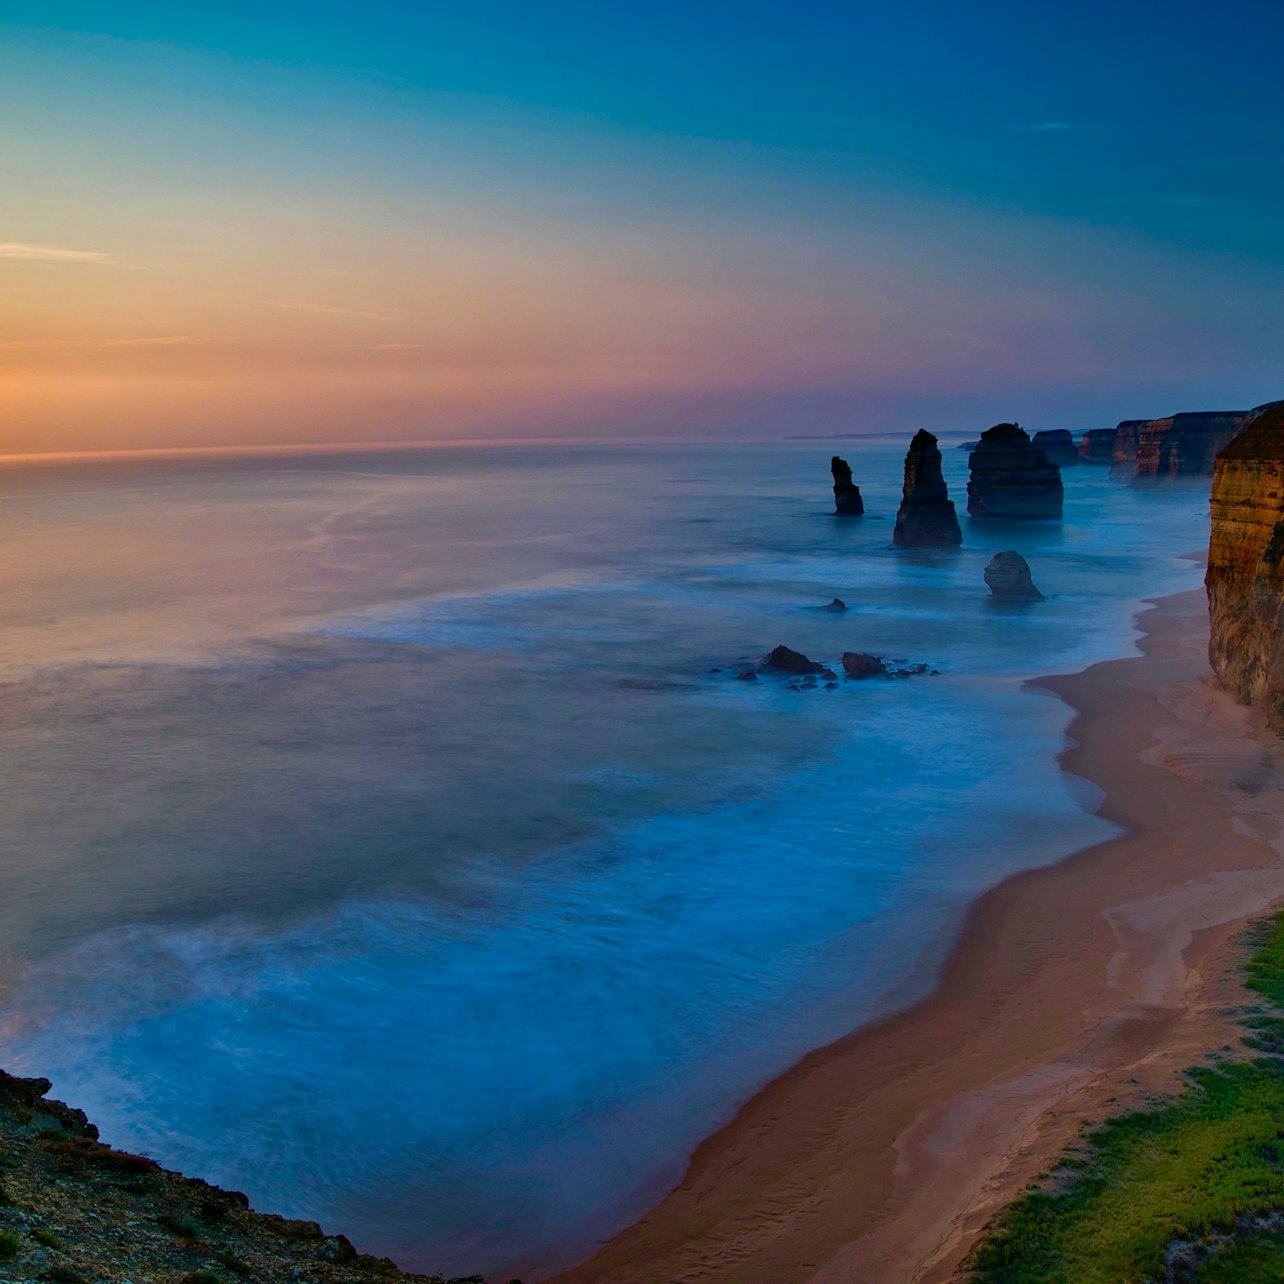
[2,1,1283,453]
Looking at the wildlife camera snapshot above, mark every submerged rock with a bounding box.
[984,551,1044,599]
[1079,427,1118,463]
[893,430,962,548]
[1031,429,1079,468]
[966,423,1063,520]
[1206,401,1284,729]
[759,645,829,676]
[820,597,847,612]
[830,456,865,516]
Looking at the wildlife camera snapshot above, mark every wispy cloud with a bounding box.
[0,241,123,265]
[261,300,408,320]
[0,334,203,351]
[1014,122,1075,133]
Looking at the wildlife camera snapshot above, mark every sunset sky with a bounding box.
[3,1,1283,453]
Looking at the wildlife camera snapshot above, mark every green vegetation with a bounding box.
[40,1267,89,1284]
[969,911,1284,1282]
[0,1228,18,1258]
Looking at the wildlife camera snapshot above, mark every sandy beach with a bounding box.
[550,585,1284,1284]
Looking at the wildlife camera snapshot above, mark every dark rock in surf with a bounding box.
[820,598,847,612]
[759,645,829,676]
[841,652,890,679]
[966,423,1063,520]
[984,551,1044,599]
[893,431,963,548]
[831,456,865,516]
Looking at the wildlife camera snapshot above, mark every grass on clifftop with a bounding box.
[968,910,1284,1283]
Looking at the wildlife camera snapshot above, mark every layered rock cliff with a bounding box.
[1031,429,1078,468]
[1079,427,1118,463]
[1111,419,1148,474]
[1134,410,1248,480]
[1206,401,1284,727]
[966,423,1063,520]
[893,430,962,548]
[830,455,865,516]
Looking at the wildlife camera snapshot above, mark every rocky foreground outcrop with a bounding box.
[966,423,1063,520]
[1031,429,1078,468]
[0,1069,462,1284]
[984,551,1043,599]
[1079,427,1118,463]
[1206,401,1284,728]
[830,456,865,516]
[1134,410,1248,480]
[893,430,962,548]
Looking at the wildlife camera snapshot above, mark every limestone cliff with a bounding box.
[892,430,962,548]
[1079,427,1118,463]
[830,455,865,516]
[966,423,1063,520]
[1111,419,1149,474]
[1206,401,1284,727]
[1135,411,1248,480]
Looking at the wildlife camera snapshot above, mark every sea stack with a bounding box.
[1031,429,1078,468]
[1134,410,1249,480]
[1079,427,1118,463]
[984,551,1044,599]
[830,456,864,516]
[966,423,1063,520]
[1205,401,1284,728]
[892,430,962,548]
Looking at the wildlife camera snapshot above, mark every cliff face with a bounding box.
[1079,428,1118,463]
[1206,402,1284,727]
[966,423,1063,520]
[830,455,865,516]
[1031,429,1078,468]
[1111,419,1148,474]
[1136,411,1248,480]
[893,430,962,548]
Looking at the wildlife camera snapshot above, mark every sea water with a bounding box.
[0,439,1210,1278]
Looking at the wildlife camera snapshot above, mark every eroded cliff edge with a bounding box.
[0,1069,448,1284]
[1206,401,1284,727]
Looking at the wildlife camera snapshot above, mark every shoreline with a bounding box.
[548,586,1284,1284]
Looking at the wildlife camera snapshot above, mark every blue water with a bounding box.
[0,440,1209,1278]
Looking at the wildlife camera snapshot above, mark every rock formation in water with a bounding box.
[984,551,1044,599]
[1031,429,1079,468]
[820,597,847,612]
[1134,411,1249,480]
[966,423,1063,520]
[892,430,962,548]
[1206,401,1284,728]
[759,645,834,677]
[830,456,865,516]
[1111,419,1149,474]
[842,652,888,678]
[1079,427,1118,463]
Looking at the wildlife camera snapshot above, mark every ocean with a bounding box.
[0,438,1209,1278]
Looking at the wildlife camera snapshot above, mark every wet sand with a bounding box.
[549,587,1284,1283]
